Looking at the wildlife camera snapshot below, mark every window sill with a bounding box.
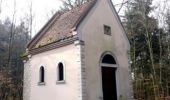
[104,33,112,36]
[38,82,45,86]
[56,80,66,84]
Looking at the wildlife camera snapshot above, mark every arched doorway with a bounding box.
[100,53,117,100]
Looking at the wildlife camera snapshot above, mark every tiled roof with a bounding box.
[27,0,97,49]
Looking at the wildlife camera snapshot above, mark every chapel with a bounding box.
[23,0,133,100]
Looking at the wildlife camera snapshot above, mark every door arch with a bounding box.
[100,52,118,100]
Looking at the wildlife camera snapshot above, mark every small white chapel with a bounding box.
[23,0,133,100]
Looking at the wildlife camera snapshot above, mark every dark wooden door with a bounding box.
[102,67,117,100]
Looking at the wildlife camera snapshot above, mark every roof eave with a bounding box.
[29,35,78,55]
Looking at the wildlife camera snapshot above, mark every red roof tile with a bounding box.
[27,0,97,49]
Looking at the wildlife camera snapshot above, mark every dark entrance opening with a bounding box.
[101,54,117,100]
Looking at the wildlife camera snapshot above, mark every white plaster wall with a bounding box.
[24,44,82,100]
[77,0,133,100]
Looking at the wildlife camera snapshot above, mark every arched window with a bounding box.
[39,66,45,83]
[102,54,116,64]
[58,62,64,81]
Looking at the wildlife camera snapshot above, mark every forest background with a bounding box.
[0,0,170,100]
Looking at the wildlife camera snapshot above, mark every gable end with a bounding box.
[108,0,130,48]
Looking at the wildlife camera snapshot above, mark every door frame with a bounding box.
[99,51,120,100]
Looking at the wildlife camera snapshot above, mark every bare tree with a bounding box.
[28,0,33,39]
[60,0,90,11]
[0,0,3,14]
[7,0,16,68]
[7,0,16,99]
[115,0,129,14]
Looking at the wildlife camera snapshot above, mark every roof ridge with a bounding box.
[73,0,97,29]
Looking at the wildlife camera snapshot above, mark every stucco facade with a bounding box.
[24,43,84,100]
[23,0,133,100]
[77,0,133,99]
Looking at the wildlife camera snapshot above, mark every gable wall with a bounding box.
[77,0,132,100]
[24,44,83,100]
